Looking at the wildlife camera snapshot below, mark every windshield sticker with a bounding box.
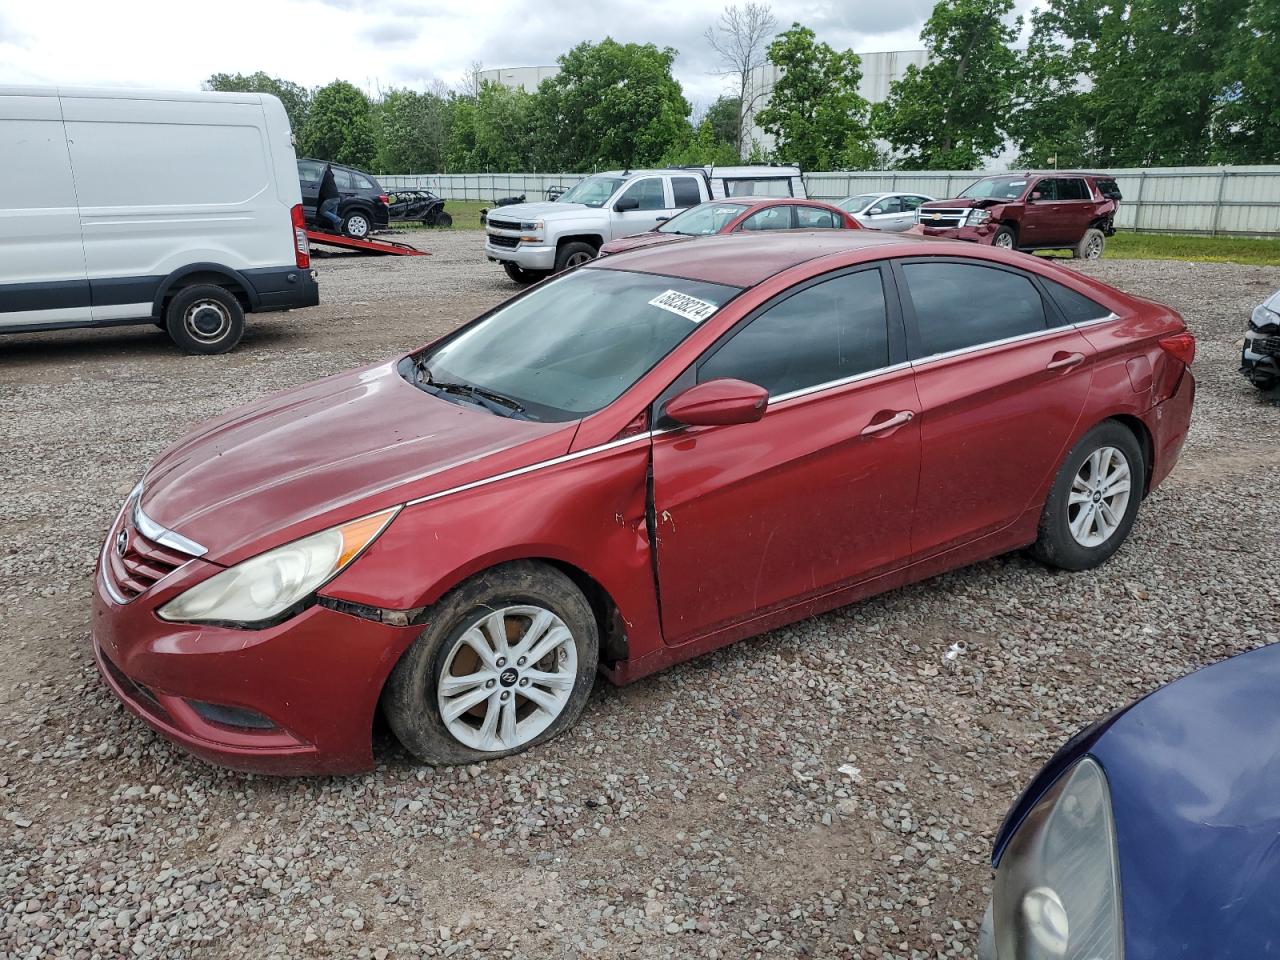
[648,290,719,323]
[1008,180,1027,187]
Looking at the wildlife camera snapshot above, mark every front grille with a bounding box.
[1248,334,1280,357]
[104,511,194,601]
[486,218,521,232]
[920,208,968,228]
[488,234,520,249]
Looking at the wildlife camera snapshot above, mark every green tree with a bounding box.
[447,82,542,172]
[204,71,311,132]
[542,39,692,169]
[374,88,450,174]
[300,81,376,168]
[661,117,740,166]
[1213,0,1280,163]
[754,25,875,170]
[705,95,742,151]
[873,0,1021,170]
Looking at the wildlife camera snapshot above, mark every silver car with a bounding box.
[836,192,935,232]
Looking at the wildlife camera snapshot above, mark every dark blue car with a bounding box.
[980,643,1280,959]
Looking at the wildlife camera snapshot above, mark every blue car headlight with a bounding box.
[993,758,1123,959]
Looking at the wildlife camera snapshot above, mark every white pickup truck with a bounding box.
[484,165,805,284]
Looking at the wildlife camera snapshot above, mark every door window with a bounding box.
[795,206,840,229]
[870,197,903,215]
[296,160,324,181]
[1043,278,1110,324]
[739,207,793,231]
[699,270,890,396]
[670,177,703,208]
[1032,179,1059,201]
[333,167,355,190]
[353,172,376,190]
[1057,179,1089,201]
[903,195,929,211]
[619,177,667,211]
[902,262,1048,357]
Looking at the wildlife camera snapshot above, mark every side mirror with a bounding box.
[665,379,769,427]
[615,197,640,212]
[655,216,670,223]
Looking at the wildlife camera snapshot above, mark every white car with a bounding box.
[0,85,317,354]
[836,192,935,232]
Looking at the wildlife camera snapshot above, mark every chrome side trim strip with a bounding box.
[133,499,208,558]
[405,432,655,507]
[910,324,1071,368]
[769,361,913,406]
[1072,312,1121,330]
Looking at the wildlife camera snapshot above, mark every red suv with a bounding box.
[916,173,1121,259]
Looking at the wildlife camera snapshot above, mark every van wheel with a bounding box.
[503,263,549,285]
[382,561,599,766]
[342,212,371,239]
[555,241,597,273]
[165,285,244,355]
[1073,229,1106,260]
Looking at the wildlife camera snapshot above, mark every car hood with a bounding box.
[601,233,690,255]
[1264,288,1280,313]
[137,361,572,565]
[489,201,591,221]
[1090,643,1280,959]
[919,198,993,210]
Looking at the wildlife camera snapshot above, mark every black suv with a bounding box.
[297,159,390,239]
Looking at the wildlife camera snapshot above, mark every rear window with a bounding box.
[1043,278,1111,325]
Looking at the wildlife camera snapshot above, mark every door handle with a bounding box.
[1046,352,1086,371]
[861,410,914,436]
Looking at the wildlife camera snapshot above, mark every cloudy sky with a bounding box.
[0,0,1036,113]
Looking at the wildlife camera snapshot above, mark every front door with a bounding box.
[610,177,670,239]
[651,266,921,644]
[895,258,1096,558]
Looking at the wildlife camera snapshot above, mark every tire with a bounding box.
[1073,228,1106,260]
[342,211,372,239]
[434,211,453,228]
[164,284,245,355]
[554,241,597,273]
[503,262,549,285]
[1031,421,1145,571]
[382,561,599,766]
[992,225,1017,251]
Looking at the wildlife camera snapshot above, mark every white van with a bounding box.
[0,85,317,354]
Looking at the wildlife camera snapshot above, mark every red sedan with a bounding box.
[93,232,1196,774]
[598,197,859,257]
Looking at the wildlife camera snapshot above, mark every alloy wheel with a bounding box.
[1067,446,1132,547]
[436,605,577,752]
[564,251,593,268]
[994,232,1014,249]
[1085,234,1104,259]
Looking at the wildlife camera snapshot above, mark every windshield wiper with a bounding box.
[413,361,526,418]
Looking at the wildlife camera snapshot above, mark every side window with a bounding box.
[297,160,323,181]
[1059,178,1089,201]
[671,176,702,208]
[903,262,1048,357]
[902,196,928,211]
[1043,278,1111,324]
[619,177,666,211]
[726,178,792,198]
[1032,179,1058,202]
[871,197,903,215]
[739,207,793,231]
[699,270,890,396]
[795,206,839,229]
[333,168,355,190]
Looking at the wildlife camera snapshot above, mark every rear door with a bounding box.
[650,265,920,644]
[896,258,1096,558]
[1021,177,1065,246]
[0,92,90,329]
[1052,177,1094,243]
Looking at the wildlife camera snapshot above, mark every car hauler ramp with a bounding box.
[304,230,428,256]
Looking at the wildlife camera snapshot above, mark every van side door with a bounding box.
[0,93,90,330]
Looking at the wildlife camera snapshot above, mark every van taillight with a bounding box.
[1158,332,1196,367]
[291,204,310,269]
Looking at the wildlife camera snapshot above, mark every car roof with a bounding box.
[588,231,915,287]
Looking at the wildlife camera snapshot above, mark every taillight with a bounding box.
[291,203,310,269]
[1158,332,1196,367]
[378,194,390,206]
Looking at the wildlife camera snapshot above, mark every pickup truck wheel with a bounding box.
[164,284,244,355]
[555,241,597,273]
[503,263,549,285]
[1074,228,1106,260]
[992,226,1016,250]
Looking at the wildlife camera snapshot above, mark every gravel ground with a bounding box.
[2,231,1278,960]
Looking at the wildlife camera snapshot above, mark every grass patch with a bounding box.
[431,200,489,231]
[1104,231,1280,266]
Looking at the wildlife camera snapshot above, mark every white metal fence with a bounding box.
[380,166,1280,237]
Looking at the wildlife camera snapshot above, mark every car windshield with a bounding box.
[960,177,1029,200]
[837,194,880,212]
[657,202,749,235]
[413,269,740,421]
[558,177,626,207]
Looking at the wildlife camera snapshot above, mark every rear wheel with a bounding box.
[503,262,549,285]
[1032,421,1144,570]
[992,225,1017,250]
[555,241,597,273]
[382,562,599,766]
[164,284,244,355]
[431,211,453,228]
[342,211,372,239]
[1073,228,1106,260]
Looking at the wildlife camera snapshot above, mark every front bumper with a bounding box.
[91,563,419,775]
[1241,329,1280,386]
[918,222,998,244]
[484,236,557,271]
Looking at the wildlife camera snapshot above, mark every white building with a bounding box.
[477,66,561,93]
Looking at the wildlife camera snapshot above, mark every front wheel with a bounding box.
[503,262,549,285]
[992,225,1017,250]
[554,241,597,273]
[164,284,245,355]
[1031,421,1144,571]
[382,562,599,766]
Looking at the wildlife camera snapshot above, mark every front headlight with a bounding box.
[520,220,543,232]
[1250,302,1280,333]
[968,208,992,226]
[994,758,1123,959]
[158,507,399,626]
